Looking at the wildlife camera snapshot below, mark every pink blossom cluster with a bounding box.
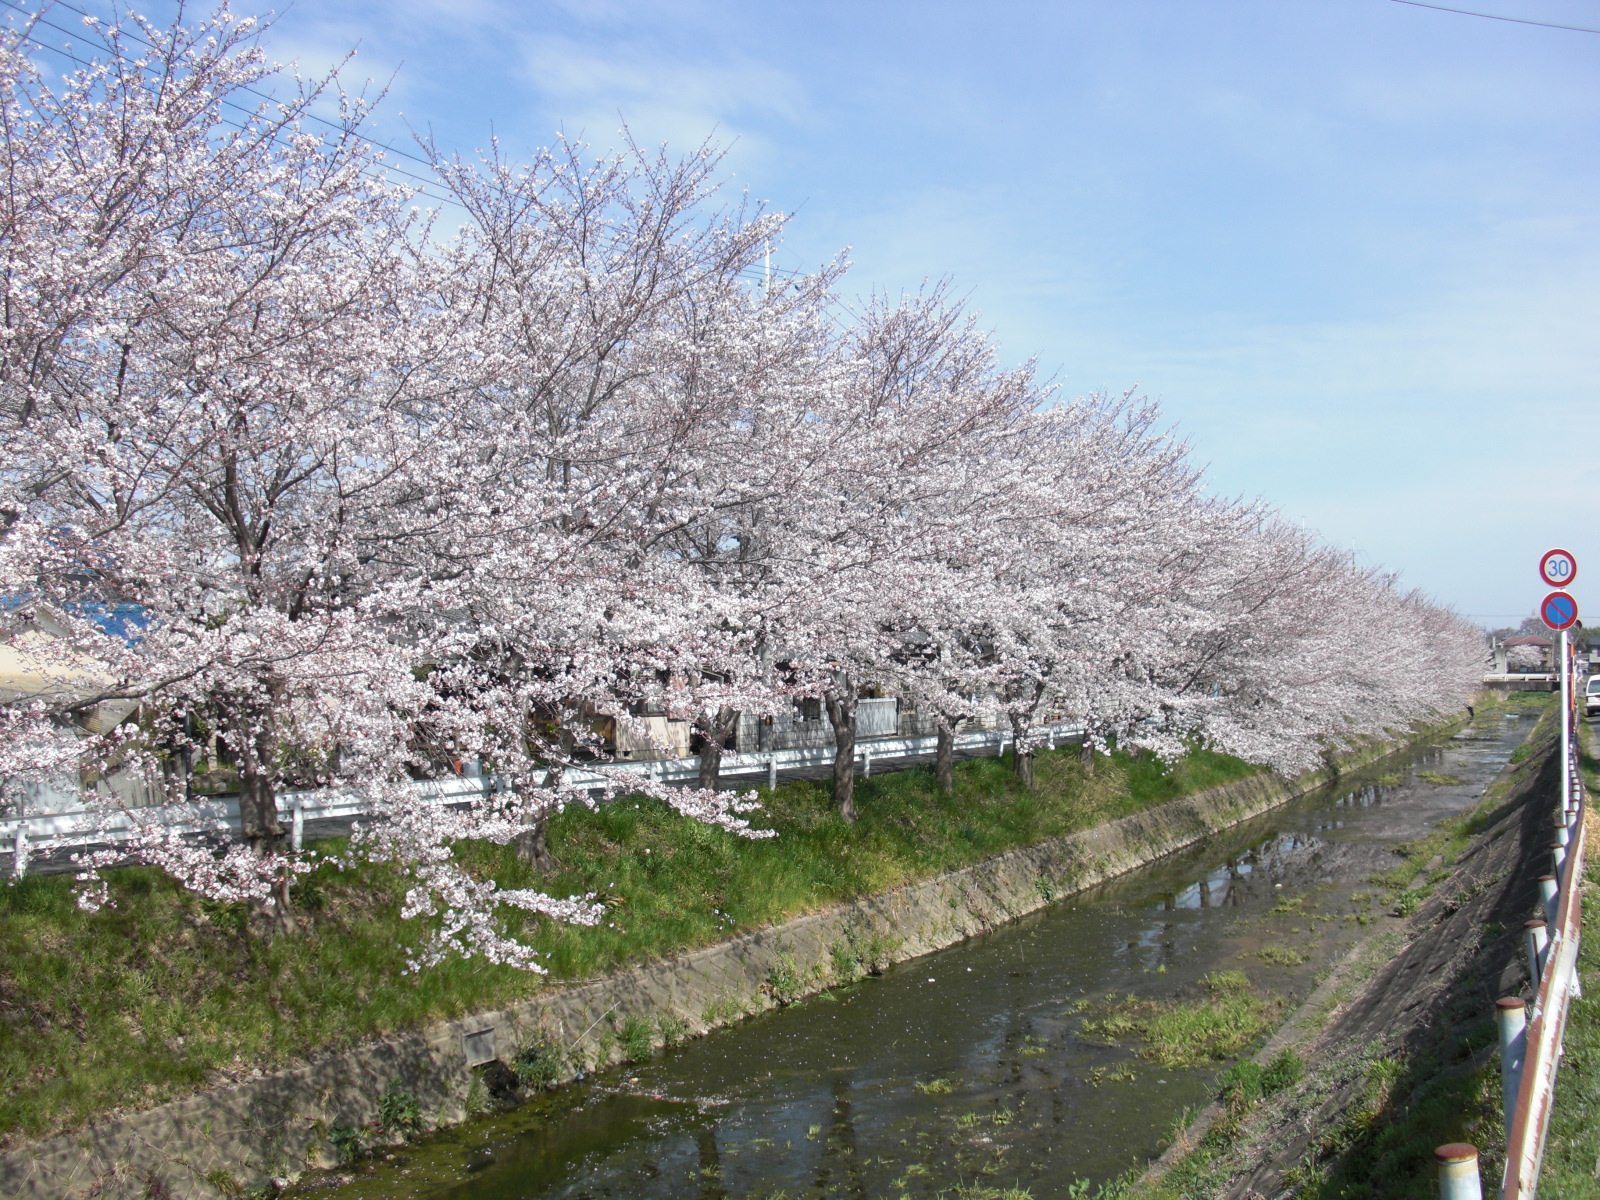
[1506,644,1543,671]
[0,6,1486,968]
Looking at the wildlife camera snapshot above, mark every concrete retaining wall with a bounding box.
[0,722,1461,1200]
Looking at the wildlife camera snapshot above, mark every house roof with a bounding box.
[1505,635,1552,647]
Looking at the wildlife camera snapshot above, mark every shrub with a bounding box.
[512,1034,567,1090]
[763,954,807,1005]
[377,1081,422,1137]
[617,1015,655,1061]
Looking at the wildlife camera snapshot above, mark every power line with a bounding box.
[1,0,454,197]
[28,0,446,171]
[4,3,835,308]
[1390,0,1600,34]
[0,0,458,205]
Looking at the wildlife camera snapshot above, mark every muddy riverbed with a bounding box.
[300,715,1527,1200]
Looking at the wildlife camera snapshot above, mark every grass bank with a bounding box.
[0,741,1265,1146]
[1539,721,1600,1197]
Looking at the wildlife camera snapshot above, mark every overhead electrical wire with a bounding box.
[5,1,837,308]
[0,0,459,205]
[22,0,447,171]
[1390,0,1600,34]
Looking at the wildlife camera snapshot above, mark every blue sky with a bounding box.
[34,0,1600,626]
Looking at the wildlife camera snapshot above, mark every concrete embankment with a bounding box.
[1,720,1466,1200]
[1145,705,1557,1198]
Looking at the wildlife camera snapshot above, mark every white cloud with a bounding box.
[509,34,808,167]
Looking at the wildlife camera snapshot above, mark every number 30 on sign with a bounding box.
[1540,548,1578,588]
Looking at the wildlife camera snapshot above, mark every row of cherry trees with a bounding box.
[0,7,1485,967]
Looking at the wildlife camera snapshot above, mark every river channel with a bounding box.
[305,713,1528,1200]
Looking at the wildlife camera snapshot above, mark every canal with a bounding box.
[304,712,1527,1200]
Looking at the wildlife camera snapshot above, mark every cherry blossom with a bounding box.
[0,3,1487,971]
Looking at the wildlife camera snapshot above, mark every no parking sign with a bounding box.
[1542,590,1579,632]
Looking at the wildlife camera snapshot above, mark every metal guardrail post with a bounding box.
[1539,875,1559,925]
[1435,1143,1482,1200]
[1551,838,1567,877]
[1497,998,1527,1137]
[1525,920,1549,985]
[291,796,304,852]
[10,821,24,878]
[1440,1145,1484,1200]
[767,756,777,790]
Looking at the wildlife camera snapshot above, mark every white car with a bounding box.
[1586,676,1600,715]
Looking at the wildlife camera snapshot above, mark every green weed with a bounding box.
[1088,1064,1137,1087]
[617,1015,654,1061]
[1218,1048,1304,1113]
[829,923,900,982]
[511,1033,566,1090]
[327,1121,365,1165]
[377,1081,421,1138]
[762,954,807,1006]
[1081,971,1281,1068]
[1256,944,1310,967]
[657,1012,689,1047]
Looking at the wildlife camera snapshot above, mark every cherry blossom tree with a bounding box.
[0,6,456,921]
[0,1,1489,974]
[1506,644,1542,672]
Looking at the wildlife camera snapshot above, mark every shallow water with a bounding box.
[307,716,1526,1200]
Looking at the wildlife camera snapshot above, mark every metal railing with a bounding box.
[1458,646,1589,1199]
[1498,695,1586,1199]
[4,720,1085,875]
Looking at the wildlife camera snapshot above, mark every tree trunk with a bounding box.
[233,696,293,930]
[934,719,955,795]
[825,683,859,822]
[696,706,738,790]
[1009,714,1036,790]
[1080,736,1095,777]
[234,696,281,847]
[519,722,578,874]
[513,806,557,872]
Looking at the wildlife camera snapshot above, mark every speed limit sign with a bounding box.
[1540,548,1578,588]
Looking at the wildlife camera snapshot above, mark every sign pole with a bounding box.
[1561,629,1570,803]
[1537,550,1580,811]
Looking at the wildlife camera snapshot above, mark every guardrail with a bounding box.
[3,721,1085,875]
[1453,672,1589,1198]
[1499,702,1586,1200]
